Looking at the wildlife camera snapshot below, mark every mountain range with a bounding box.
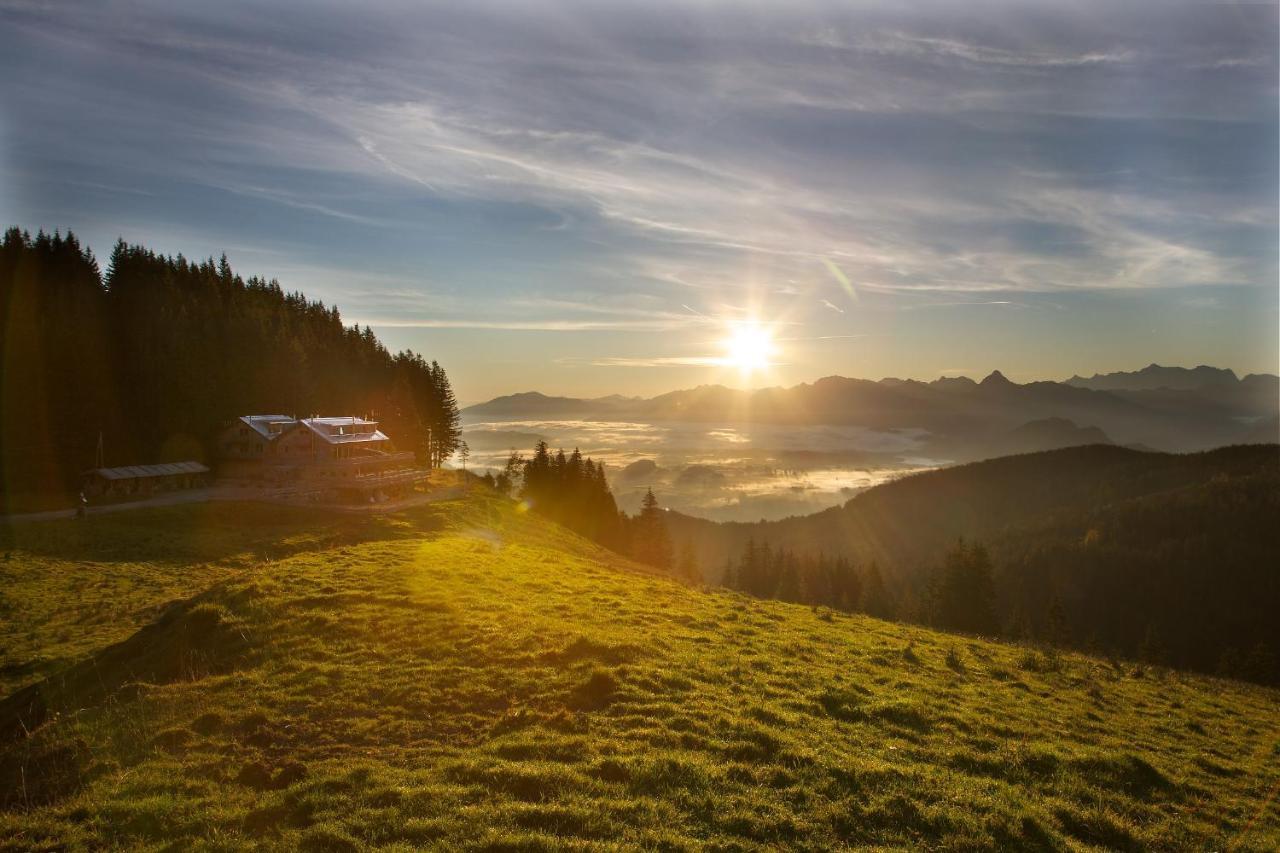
[464,364,1278,457]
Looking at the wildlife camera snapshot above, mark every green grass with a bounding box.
[1,494,1278,850]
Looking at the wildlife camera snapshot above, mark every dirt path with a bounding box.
[2,488,221,523]
[1,483,467,525]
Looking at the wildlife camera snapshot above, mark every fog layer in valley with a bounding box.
[463,418,937,521]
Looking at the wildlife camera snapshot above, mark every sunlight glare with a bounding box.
[721,321,775,372]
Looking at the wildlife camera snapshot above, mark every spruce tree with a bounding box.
[428,360,462,467]
[676,539,702,583]
[1045,593,1070,647]
[1242,642,1277,684]
[860,561,893,619]
[931,540,999,636]
[632,489,673,570]
[1139,623,1167,666]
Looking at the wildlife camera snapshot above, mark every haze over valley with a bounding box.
[464,363,1277,520]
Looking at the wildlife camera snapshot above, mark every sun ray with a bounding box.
[720,319,776,372]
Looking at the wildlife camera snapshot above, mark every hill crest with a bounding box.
[2,494,1278,848]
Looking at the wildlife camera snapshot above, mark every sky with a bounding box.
[1,0,1276,403]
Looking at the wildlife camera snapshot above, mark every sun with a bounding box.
[721,320,775,371]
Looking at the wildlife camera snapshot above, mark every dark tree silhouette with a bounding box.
[860,561,894,620]
[518,442,623,547]
[930,540,999,636]
[631,489,674,570]
[724,539,877,615]
[0,228,461,502]
[676,539,702,583]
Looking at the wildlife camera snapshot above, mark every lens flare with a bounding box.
[721,321,775,371]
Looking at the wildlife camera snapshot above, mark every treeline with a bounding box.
[986,466,1280,685]
[722,541,893,618]
[722,519,1279,686]
[0,228,461,499]
[721,537,1002,636]
[483,441,701,581]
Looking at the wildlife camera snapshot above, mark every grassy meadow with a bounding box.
[1,493,1278,850]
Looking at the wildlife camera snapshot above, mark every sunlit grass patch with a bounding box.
[1,492,1277,849]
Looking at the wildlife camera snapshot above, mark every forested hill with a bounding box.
[668,444,1280,682]
[0,228,461,500]
[671,445,1276,573]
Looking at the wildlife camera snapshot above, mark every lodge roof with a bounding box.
[87,461,210,481]
[239,414,295,440]
[299,417,390,445]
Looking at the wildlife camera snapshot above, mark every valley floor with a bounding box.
[1,495,1277,850]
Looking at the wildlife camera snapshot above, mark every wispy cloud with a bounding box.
[582,356,731,368]
[345,318,704,332]
[902,300,1024,310]
[860,32,1138,69]
[0,0,1275,390]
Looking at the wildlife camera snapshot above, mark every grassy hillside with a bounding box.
[2,495,1279,850]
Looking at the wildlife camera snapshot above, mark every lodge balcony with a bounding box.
[315,450,417,469]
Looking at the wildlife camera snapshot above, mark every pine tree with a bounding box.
[1242,642,1277,685]
[676,539,702,584]
[631,489,673,570]
[1217,646,1242,679]
[1139,623,1167,666]
[1045,593,1070,647]
[931,540,999,635]
[722,557,738,590]
[522,441,553,507]
[428,360,462,467]
[775,549,801,602]
[1004,601,1034,645]
[860,561,894,619]
[739,539,760,595]
[495,450,523,496]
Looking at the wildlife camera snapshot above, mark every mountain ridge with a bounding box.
[464,365,1279,453]
[1066,363,1241,392]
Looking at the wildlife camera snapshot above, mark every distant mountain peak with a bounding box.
[929,376,977,393]
[462,390,594,417]
[980,370,1013,387]
[1067,364,1243,392]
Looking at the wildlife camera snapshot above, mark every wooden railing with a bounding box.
[315,451,417,470]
